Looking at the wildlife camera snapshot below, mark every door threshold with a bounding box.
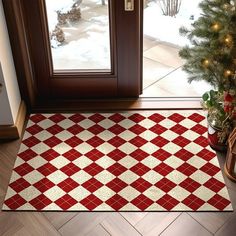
[32,97,202,113]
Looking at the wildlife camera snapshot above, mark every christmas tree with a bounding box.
[179,0,236,140]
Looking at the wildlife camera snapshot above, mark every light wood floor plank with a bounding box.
[86,224,111,236]
[100,213,141,236]
[120,212,147,225]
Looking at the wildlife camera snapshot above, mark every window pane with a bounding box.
[45,0,111,71]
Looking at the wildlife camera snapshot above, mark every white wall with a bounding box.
[0,1,21,125]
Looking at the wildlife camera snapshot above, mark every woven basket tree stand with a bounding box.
[224,127,236,182]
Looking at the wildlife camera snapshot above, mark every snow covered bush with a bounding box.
[158,0,182,17]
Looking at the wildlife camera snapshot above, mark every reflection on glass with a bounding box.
[45,0,111,71]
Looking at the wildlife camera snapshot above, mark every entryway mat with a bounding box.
[2,111,232,211]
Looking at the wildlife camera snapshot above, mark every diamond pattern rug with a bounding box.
[2,111,232,211]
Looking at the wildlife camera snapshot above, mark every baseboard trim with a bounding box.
[0,101,27,139]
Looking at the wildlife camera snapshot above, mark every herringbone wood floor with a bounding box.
[0,138,236,236]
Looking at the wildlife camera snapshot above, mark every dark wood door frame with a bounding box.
[2,0,143,111]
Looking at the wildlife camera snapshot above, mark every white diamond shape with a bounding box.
[38,119,55,129]
[58,119,74,129]
[140,142,159,153]
[159,119,176,129]
[165,170,187,184]
[74,143,93,154]
[162,142,181,154]
[182,130,200,141]
[73,156,93,169]
[95,156,116,169]
[27,156,47,169]
[186,156,207,169]
[55,130,73,142]
[143,186,165,201]
[119,143,137,154]
[118,186,140,201]
[35,130,53,141]
[161,130,178,141]
[118,156,138,169]
[139,130,157,141]
[141,156,161,169]
[14,157,25,168]
[9,171,21,184]
[118,170,139,184]
[168,186,191,201]
[19,186,41,201]
[95,170,116,184]
[78,119,95,129]
[53,143,72,155]
[32,143,50,155]
[93,186,116,201]
[71,170,92,184]
[118,130,136,141]
[179,119,197,129]
[96,143,116,154]
[142,170,163,184]
[190,170,211,184]
[47,170,68,184]
[50,156,70,169]
[183,142,203,154]
[193,186,215,201]
[163,156,184,169]
[139,119,156,129]
[44,186,66,201]
[119,119,135,129]
[24,170,44,184]
[69,186,91,201]
[76,130,94,141]
[97,131,115,141]
[98,119,115,129]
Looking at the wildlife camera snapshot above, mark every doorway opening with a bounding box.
[141,0,212,98]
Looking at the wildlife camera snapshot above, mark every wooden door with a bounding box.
[3,0,143,105]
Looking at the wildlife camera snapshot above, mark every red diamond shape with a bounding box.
[129,136,148,148]
[4,194,27,209]
[131,194,154,210]
[67,124,85,135]
[188,113,205,123]
[9,178,31,193]
[177,163,197,176]
[200,163,220,176]
[88,124,105,135]
[130,149,149,161]
[18,149,38,161]
[106,194,128,210]
[151,136,169,147]
[83,163,104,176]
[107,149,127,161]
[182,194,205,210]
[88,114,106,123]
[29,194,52,210]
[108,113,126,123]
[194,136,209,147]
[55,194,77,210]
[170,124,188,135]
[87,136,104,148]
[168,113,185,123]
[80,194,103,210]
[37,163,58,176]
[26,124,43,135]
[85,149,104,161]
[150,124,167,135]
[148,113,165,123]
[179,178,201,192]
[30,114,46,123]
[44,136,61,148]
[197,149,216,161]
[128,113,146,123]
[65,136,83,148]
[157,194,180,210]
[46,124,64,135]
[152,149,172,161]
[172,136,191,147]
[108,136,126,148]
[107,163,127,176]
[58,178,79,192]
[106,178,128,192]
[48,114,66,123]
[23,136,41,148]
[63,149,82,161]
[153,163,174,176]
[14,163,34,176]
[207,194,231,210]
[69,114,86,123]
[108,124,126,135]
[174,149,194,161]
[155,178,177,192]
[204,178,225,193]
[33,178,55,192]
[129,124,146,135]
[130,163,150,176]
[60,163,81,176]
[131,178,152,192]
[191,124,207,135]
[82,178,103,192]
[41,149,60,161]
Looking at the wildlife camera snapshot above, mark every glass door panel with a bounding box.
[45,0,111,71]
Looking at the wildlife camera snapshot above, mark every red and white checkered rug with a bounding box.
[3,111,232,211]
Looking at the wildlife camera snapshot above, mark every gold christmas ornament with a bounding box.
[212,23,220,31]
[203,59,210,67]
[225,35,233,45]
[224,70,232,77]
